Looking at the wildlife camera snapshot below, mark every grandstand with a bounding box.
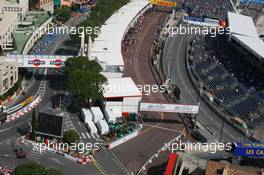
[188,12,264,129]
[178,0,234,19]
[30,30,60,55]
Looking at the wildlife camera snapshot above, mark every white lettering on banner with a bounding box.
[139,103,199,114]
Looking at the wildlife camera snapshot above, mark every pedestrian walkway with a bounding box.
[27,149,46,161]
[80,132,100,140]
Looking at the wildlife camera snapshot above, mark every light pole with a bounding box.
[194,82,202,130]
[219,118,225,142]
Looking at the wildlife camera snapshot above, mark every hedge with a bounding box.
[71,0,130,41]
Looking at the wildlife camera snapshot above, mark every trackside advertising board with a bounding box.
[233,143,264,157]
[240,0,264,4]
[140,103,199,114]
[24,58,65,68]
[149,0,177,7]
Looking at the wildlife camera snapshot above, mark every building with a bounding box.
[35,0,54,14]
[0,0,29,52]
[0,58,18,96]
[205,160,264,175]
[103,77,142,117]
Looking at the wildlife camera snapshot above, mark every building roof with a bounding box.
[228,12,264,60]
[103,77,142,98]
[90,0,149,67]
[228,12,258,38]
[232,34,264,59]
[205,160,263,175]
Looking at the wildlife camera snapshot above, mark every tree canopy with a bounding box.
[14,163,45,175]
[64,57,107,107]
[63,129,79,145]
[45,168,64,175]
[54,6,72,22]
[14,163,63,175]
[71,0,129,41]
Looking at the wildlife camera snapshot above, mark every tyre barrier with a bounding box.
[5,97,42,123]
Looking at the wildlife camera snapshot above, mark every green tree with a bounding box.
[64,57,107,107]
[45,168,63,175]
[71,0,129,42]
[14,163,45,175]
[63,129,79,145]
[55,6,72,22]
[31,108,37,140]
[14,163,64,175]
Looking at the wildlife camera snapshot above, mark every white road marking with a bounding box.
[48,157,64,165]
[86,132,91,139]
[81,133,86,139]
[143,124,182,133]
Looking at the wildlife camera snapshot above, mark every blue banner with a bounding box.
[233,143,264,157]
[240,0,264,4]
[187,16,204,22]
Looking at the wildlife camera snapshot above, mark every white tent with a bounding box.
[90,0,149,68]
[228,12,264,59]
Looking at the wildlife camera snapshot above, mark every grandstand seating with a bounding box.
[31,30,59,55]
[190,34,264,128]
[228,97,261,116]
[178,0,234,19]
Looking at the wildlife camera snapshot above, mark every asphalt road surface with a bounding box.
[162,25,248,143]
[0,139,101,175]
[112,10,184,173]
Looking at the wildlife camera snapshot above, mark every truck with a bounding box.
[81,108,93,123]
[87,121,98,134]
[90,107,104,123]
[96,119,109,135]
[105,108,117,123]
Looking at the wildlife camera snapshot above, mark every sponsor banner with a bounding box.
[149,0,177,7]
[233,143,264,157]
[240,0,264,4]
[204,18,219,24]
[50,59,64,68]
[187,16,204,22]
[23,58,66,68]
[140,103,199,114]
[7,104,22,114]
[21,96,33,108]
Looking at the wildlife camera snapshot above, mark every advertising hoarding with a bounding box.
[149,0,177,7]
[140,103,199,114]
[240,0,264,4]
[233,143,264,157]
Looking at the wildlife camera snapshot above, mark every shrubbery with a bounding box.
[71,0,130,41]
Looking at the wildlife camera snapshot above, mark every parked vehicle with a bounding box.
[90,107,104,123]
[81,108,93,123]
[96,119,109,135]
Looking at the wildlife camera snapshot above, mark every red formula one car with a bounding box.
[13,148,26,159]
